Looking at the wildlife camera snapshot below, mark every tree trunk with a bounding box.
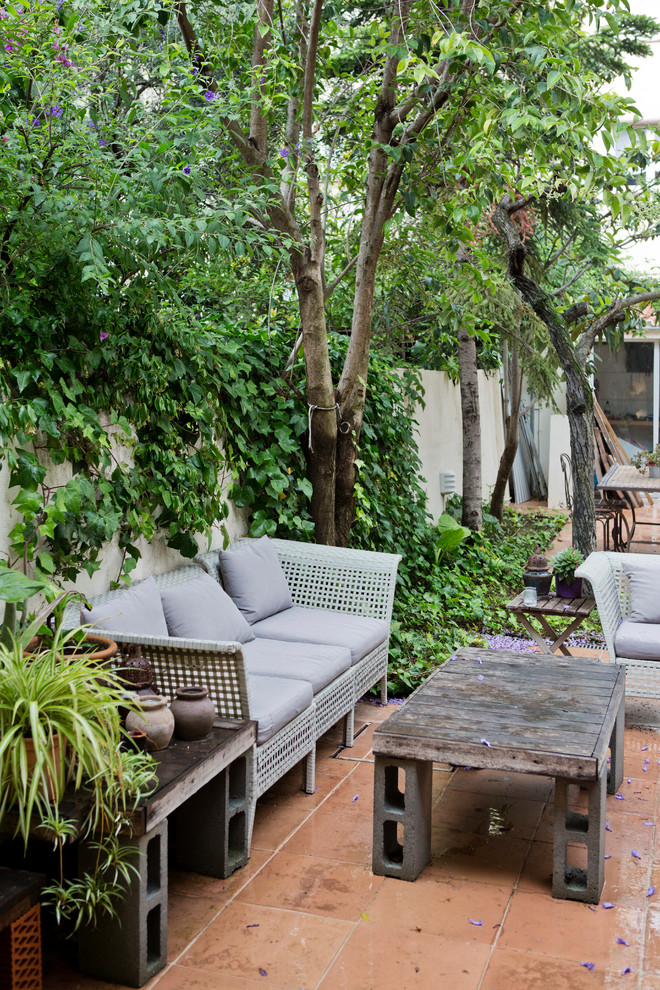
[291,254,338,545]
[490,341,522,521]
[458,325,482,531]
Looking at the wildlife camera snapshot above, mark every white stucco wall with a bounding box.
[412,369,506,521]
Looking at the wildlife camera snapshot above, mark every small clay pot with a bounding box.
[171,685,216,741]
[125,694,174,752]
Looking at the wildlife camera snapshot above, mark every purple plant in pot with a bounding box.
[550,546,585,598]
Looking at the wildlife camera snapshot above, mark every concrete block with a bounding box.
[552,772,606,903]
[372,756,432,881]
[78,820,168,987]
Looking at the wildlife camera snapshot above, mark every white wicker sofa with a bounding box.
[576,551,660,697]
[68,537,401,840]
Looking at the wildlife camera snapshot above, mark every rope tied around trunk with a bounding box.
[307,402,340,452]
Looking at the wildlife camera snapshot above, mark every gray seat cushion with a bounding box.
[219,536,293,624]
[248,673,313,745]
[160,573,255,644]
[83,576,169,638]
[621,556,660,624]
[614,619,660,661]
[242,638,351,694]
[250,606,388,665]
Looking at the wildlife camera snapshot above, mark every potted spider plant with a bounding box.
[550,547,585,598]
[0,604,157,930]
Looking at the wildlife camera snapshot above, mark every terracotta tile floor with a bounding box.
[43,692,660,990]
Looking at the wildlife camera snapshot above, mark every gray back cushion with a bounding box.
[219,536,292,624]
[622,556,660,624]
[160,573,255,644]
[84,576,169,637]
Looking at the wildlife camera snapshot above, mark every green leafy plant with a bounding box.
[550,547,585,584]
[0,618,157,930]
[434,514,471,563]
[631,444,660,471]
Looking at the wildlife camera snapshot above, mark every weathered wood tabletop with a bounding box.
[373,647,624,780]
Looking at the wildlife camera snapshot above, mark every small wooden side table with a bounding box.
[505,592,597,655]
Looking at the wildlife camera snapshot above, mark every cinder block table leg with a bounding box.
[608,693,625,795]
[172,748,253,879]
[553,769,606,903]
[372,755,432,881]
[78,820,168,988]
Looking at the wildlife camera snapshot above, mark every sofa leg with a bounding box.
[343,708,355,748]
[302,747,316,794]
[380,675,388,706]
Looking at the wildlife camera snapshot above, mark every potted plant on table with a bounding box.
[550,547,585,598]
[631,444,660,478]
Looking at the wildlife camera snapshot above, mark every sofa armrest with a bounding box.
[575,551,624,661]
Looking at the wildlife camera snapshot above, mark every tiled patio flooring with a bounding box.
[43,690,660,990]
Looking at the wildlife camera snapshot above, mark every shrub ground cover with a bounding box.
[386,502,570,696]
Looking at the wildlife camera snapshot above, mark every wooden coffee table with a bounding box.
[505,592,597,655]
[372,648,624,903]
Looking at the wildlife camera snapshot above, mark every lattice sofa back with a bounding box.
[198,538,401,623]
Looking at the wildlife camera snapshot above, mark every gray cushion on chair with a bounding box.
[248,673,313,744]
[621,556,660,624]
[83,576,169,637]
[160,573,255,644]
[251,605,388,665]
[219,536,293,624]
[242,638,351,693]
[614,619,660,661]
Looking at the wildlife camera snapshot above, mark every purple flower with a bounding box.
[481,739,491,747]
[352,794,359,802]
[477,674,484,682]
[56,0,63,8]
[99,330,109,342]
[602,902,614,909]
[98,138,108,147]
[204,90,215,102]
[631,850,641,859]
[280,147,289,158]
[642,746,648,752]
[259,969,267,977]
[581,962,595,971]
[48,105,63,117]
[622,968,632,975]
[31,118,41,127]
[617,936,629,945]
[606,822,612,832]
[468,918,483,926]
[183,165,191,174]
[615,793,625,800]
[647,886,656,897]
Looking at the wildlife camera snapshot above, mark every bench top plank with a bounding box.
[374,648,624,780]
[506,593,596,618]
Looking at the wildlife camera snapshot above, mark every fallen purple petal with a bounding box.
[631,850,641,859]
[647,886,656,897]
[616,936,629,945]
[642,746,648,751]
[259,968,268,977]
[643,767,648,772]
[352,794,359,802]
[476,657,483,664]
[468,918,483,926]
[615,793,625,800]
[622,968,632,975]
[477,674,485,681]
[588,905,598,912]
[606,822,612,832]
[644,822,654,827]
[627,778,632,784]
[246,923,259,928]
[581,962,595,971]
[603,902,614,909]
[604,854,611,859]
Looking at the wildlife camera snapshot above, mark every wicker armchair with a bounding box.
[576,551,660,697]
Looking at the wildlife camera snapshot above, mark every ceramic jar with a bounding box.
[125,694,174,752]
[170,685,215,741]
